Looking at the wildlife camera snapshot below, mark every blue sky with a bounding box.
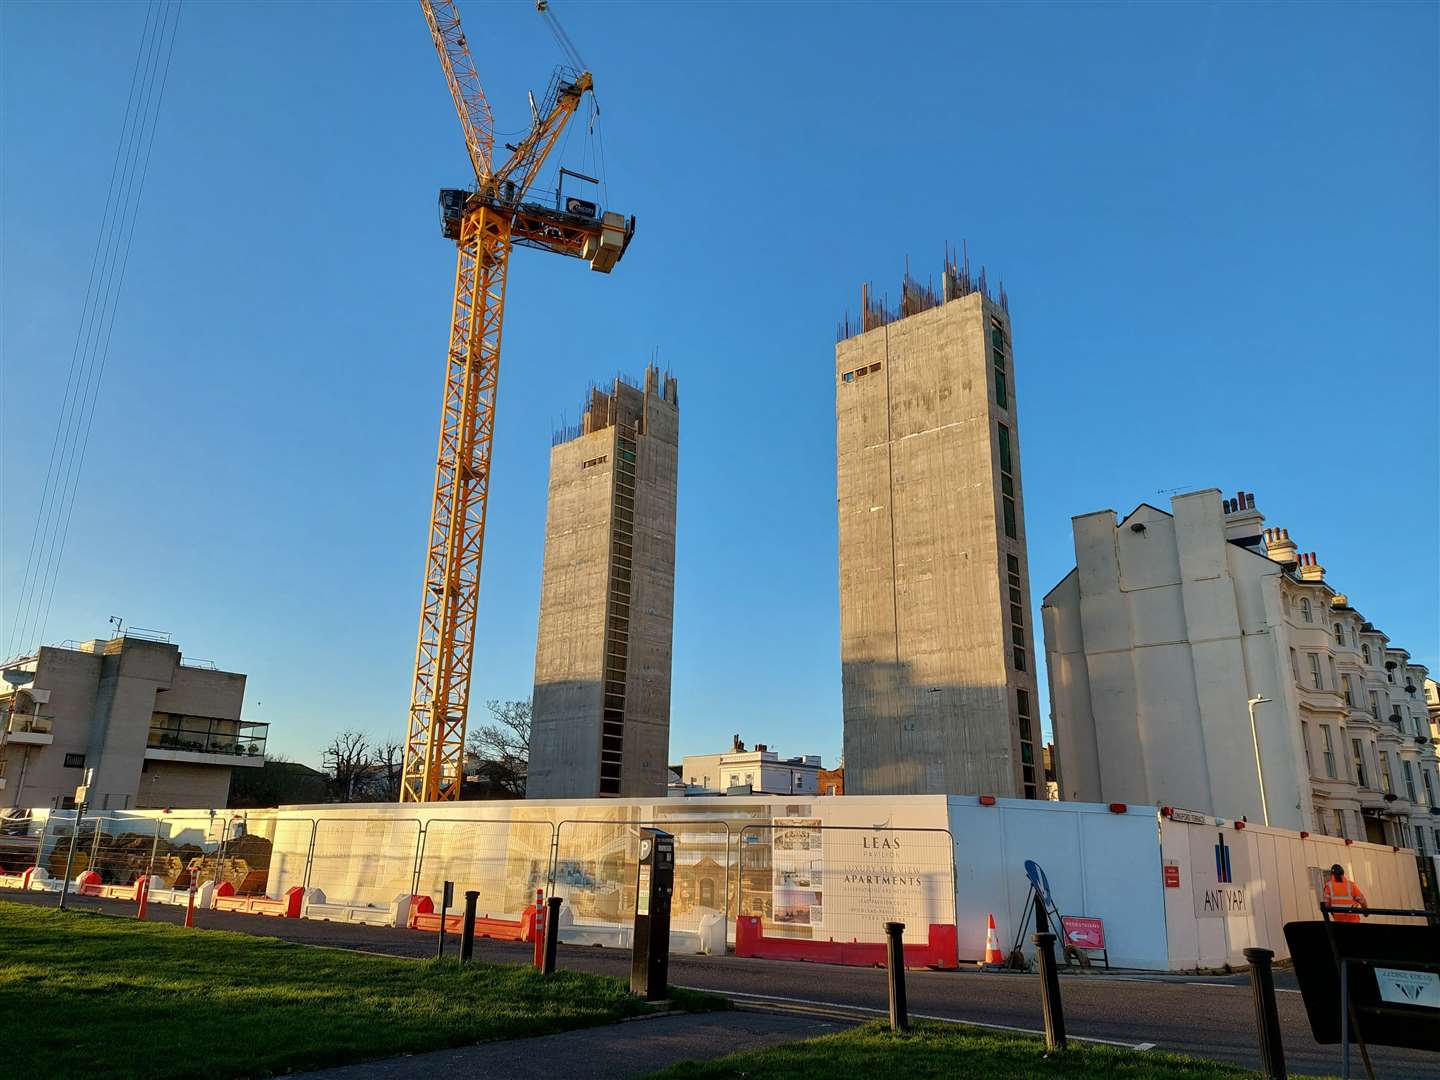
[3,1,1435,772]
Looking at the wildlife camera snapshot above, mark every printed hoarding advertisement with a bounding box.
[771,817,823,927]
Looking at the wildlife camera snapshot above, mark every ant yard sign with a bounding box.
[1193,829,1250,918]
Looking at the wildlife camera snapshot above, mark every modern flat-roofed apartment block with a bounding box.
[0,631,264,810]
[527,365,679,798]
[836,256,1041,798]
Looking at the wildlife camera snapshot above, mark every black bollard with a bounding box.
[437,880,453,960]
[1033,901,1067,1052]
[542,896,562,975]
[1244,948,1287,1079]
[884,921,909,1031]
[460,890,479,964]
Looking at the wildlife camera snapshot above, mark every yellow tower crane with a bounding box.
[402,0,634,802]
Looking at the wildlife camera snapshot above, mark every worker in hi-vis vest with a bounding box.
[1322,863,1368,923]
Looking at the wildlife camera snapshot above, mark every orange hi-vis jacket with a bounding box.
[1323,877,1367,922]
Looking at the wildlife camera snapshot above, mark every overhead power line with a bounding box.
[6,0,184,658]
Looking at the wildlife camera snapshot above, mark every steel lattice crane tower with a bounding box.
[402,0,634,802]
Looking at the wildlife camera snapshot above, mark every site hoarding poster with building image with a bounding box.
[771,817,823,928]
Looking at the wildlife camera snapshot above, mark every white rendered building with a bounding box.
[1043,488,1439,852]
[678,736,822,796]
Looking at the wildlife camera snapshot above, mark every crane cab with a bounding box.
[438,188,470,240]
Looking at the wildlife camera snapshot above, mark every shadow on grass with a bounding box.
[0,900,724,1080]
[644,1020,1276,1080]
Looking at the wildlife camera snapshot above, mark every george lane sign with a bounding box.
[1374,967,1440,1009]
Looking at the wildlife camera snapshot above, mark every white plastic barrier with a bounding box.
[302,887,396,926]
[145,880,215,909]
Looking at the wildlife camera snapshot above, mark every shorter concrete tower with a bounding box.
[527,366,679,798]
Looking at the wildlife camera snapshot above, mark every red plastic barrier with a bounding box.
[212,884,305,918]
[735,916,958,970]
[406,894,534,941]
[74,870,103,896]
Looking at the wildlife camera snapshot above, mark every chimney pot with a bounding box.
[1247,494,1255,509]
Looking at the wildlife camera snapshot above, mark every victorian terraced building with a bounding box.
[1044,489,1439,854]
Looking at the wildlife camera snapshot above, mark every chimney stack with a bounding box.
[1264,526,1299,566]
[1223,489,1265,541]
[1297,552,1326,583]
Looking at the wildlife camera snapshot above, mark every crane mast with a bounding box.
[402,0,633,802]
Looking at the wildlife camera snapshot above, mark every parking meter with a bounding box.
[630,827,674,1000]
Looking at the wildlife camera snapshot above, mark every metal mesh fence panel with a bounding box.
[86,815,163,886]
[241,816,316,898]
[415,818,555,916]
[0,808,53,879]
[143,815,223,889]
[307,817,422,907]
[552,818,642,930]
[551,818,733,940]
[661,821,731,932]
[738,824,956,942]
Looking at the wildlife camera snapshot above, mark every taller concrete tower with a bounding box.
[836,259,1040,798]
[527,366,679,798]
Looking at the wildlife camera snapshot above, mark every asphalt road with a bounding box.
[8,890,1435,1079]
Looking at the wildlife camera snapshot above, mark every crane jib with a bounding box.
[402,0,633,802]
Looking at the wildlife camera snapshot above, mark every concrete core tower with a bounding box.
[527,365,678,798]
[836,258,1040,798]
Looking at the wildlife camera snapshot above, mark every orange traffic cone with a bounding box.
[981,912,1004,968]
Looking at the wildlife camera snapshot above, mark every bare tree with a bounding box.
[323,730,371,802]
[463,699,531,798]
[365,740,405,803]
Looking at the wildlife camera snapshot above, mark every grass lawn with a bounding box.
[0,900,722,1080]
[646,1019,1279,1079]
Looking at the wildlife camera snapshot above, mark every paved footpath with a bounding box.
[8,890,1436,1079]
[288,1009,847,1079]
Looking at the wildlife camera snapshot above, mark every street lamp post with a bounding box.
[1247,695,1273,826]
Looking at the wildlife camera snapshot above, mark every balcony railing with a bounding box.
[147,717,266,759]
[5,713,53,736]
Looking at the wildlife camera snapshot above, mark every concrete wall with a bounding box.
[837,293,1039,798]
[88,640,178,809]
[1,648,101,809]
[137,761,232,809]
[528,426,614,798]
